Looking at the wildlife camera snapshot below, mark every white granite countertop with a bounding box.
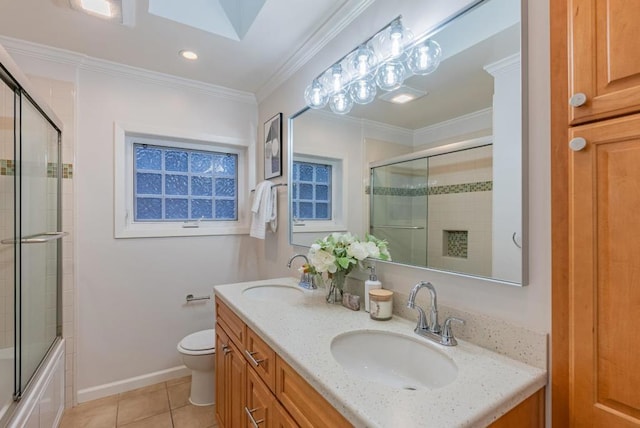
[214,277,547,428]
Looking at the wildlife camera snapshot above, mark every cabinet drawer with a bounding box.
[245,368,274,428]
[216,298,246,349]
[274,401,299,428]
[245,328,276,393]
[276,356,352,428]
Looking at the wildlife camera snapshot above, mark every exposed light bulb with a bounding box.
[408,39,442,75]
[304,79,328,109]
[376,61,406,91]
[351,45,376,78]
[329,92,354,115]
[350,78,377,104]
[389,21,403,57]
[331,64,345,93]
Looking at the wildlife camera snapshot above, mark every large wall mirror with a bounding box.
[288,0,527,285]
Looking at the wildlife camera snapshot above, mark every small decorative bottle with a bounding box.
[364,265,382,312]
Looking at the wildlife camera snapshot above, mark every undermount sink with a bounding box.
[330,330,458,390]
[242,284,304,301]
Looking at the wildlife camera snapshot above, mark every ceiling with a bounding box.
[0,0,372,96]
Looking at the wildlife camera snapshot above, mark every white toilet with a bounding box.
[177,328,216,406]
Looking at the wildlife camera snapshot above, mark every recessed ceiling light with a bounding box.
[69,0,135,26]
[80,0,112,17]
[390,94,417,104]
[179,50,198,60]
[379,86,428,104]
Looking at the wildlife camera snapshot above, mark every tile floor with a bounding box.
[59,376,217,428]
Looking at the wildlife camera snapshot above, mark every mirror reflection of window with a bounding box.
[292,160,332,222]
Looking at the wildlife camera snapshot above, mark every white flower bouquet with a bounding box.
[301,232,391,302]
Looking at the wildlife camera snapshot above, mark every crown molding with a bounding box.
[414,107,493,138]
[483,53,521,77]
[255,0,375,103]
[0,36,257,105]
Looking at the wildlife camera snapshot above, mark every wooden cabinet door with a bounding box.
[228,339,247,428]
[215,327,229,427]
[216,324,247,428]
[569,0,640,124]
[568,113,640,426]
[245,368,274,428]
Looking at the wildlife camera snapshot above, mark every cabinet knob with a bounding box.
[569,92,587,107]
[222,344,231,355]
[569,137,587,151]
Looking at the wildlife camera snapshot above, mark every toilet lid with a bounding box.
[180,329,215,352]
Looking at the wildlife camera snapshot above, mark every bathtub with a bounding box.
[0,346,15,422]
[1,339,65,428]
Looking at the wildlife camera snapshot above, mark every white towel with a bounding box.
[250,181,274,239]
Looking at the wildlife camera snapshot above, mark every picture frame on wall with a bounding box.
[264,112,283,179]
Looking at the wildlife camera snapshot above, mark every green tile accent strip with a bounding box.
[62,163,73,179]
[444,230,468,258]
[368,180,493,196]
[0,159,15,176]
[0,160,72,179]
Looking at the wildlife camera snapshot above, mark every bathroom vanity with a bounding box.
[213,278,546,427]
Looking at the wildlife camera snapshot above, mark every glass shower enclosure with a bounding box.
[0,62,63,422]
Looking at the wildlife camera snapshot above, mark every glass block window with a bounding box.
[134,144,237,221]
[292,161,331,220]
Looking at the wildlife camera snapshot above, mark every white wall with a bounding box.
[73,69,259,394]
[257,0,550,334]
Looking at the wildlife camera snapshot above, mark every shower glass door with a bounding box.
[18,95,61,394]
[0,66,17,420]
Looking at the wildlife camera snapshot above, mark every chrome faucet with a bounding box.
[287,254,316,289]
[407,281,440,333]
[406,281,464,346]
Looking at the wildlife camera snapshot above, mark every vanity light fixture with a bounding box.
[179,50,199,60]
[303,16,442,115]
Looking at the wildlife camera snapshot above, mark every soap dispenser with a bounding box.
[364,265,382,312]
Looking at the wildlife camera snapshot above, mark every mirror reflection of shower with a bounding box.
[370,141,494,279]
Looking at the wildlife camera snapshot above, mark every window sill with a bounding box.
[291,222,346,234]
[115,223,249,239]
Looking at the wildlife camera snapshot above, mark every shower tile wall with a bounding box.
[28,76,75,408]
[427,146,493,277]
[0,79,14,350]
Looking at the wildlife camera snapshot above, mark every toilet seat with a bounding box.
[178,328,215,356]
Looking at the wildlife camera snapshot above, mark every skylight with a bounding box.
[148,0,266,41]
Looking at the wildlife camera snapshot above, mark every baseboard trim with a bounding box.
[77,365,190,403]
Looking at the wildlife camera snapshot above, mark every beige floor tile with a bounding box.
[118,382,166,400]
[172,403,216,428]
[118,411,173,428]
[167,381,191,409]
[166,375,191,387]
[117,388,170,426]
[59,395,118,428]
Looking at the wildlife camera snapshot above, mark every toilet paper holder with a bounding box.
[186,294,211,303]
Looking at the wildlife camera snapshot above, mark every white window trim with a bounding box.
[114,122,252,238]
[291,153,347,234]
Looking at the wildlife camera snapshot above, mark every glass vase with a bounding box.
[326,270,346,304]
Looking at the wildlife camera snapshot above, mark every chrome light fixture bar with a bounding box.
[304,16,442,115]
